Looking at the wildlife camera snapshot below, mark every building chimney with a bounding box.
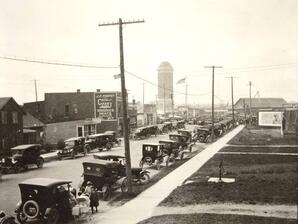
[96,89,101,92]
[77,89,80,93]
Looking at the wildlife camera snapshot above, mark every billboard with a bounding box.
[94,92,117,120]
[258,111,282,127]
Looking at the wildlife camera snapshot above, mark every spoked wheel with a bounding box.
[36,157,44,168]
[198,134,206,143]
[139,173,150,184]
[102,184,111,201]
[121,178,129,193]
[45,208,60,224]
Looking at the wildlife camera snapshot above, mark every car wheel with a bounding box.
[139,173,150,184]
[121,178,129,193]
[23,200,39,219]
[106,143,112,151]
[198,134,206,142]
[71,150,75,159]
[165,157,170,167]
[139,160,144,168]
[14,163,22,173]
[155,159,161,170]
[180,152,185,160]
[102,185,111,201]
[85,145,91,153]
[46,208,60,224]
[36,157,44,168]
[17,211,27,224]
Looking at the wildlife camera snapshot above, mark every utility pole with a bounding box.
[226,76,236,127]
[34,80,38,102]
[163,82,166,116]
[171,92,174,118]
[143,82,145,126]
[185,78,188,120]
[204,66,222,142]
[243,98,247,124]
[249,81,252,126]
[98,18,144,194]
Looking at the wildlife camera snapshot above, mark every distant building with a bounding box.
[137,103,157,126]
[0,97,24,155]
[234,98,287,116]
[23,90,136,144]
[23,112,45,145]
[157,61,173,114]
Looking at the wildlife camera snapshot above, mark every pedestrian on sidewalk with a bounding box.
[90,186,99,214]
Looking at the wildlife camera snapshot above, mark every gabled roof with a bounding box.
[235,98,287,108]
[0,97,24,113]
[23,113,45,128]
[0,97,11,110]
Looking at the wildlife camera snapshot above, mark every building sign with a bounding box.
[258,111,282,127]
[94,92,117,120]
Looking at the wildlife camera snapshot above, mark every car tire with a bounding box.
[121,178,129,193]
[85,145,91,153]
[23,200,39,219]
[102,185,111,201]
[139,173,150,184]
[17,211,27,224]
[198,134,206,143]
[45,208,60,224]
[106,143,112,151]
[36,157,44,168]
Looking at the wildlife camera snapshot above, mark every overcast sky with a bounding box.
[0,0,297,106]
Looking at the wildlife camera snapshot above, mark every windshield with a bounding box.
[65,141,75,147]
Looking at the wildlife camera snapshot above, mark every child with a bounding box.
[90,187,99,213]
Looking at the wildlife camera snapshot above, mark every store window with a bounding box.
[12,112,18,124]
[1,111,8,124]
[84,124,96,136]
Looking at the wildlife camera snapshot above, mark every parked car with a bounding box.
[0,144,44,173]
[193,126,211,142]
[158,140,185,166]
[93,154,150,184]
[132,127,151,140]
[85,133,120,152]
[79,159,127,201]
[139,143,165,170]
[57,137,87,160]
[15,178,73,224]
[169,134,192,152]
[177,130,193,142]
[0,211,17,224]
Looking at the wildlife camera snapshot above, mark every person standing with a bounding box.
[90,187,99,214]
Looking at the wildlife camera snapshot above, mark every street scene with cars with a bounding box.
[1,1,298,224]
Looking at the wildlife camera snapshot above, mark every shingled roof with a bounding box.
[23,112,45,128]
[235,98,287,109]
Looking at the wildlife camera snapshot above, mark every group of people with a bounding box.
[78,181,99,214]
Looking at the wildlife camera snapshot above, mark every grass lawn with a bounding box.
[138,213,297,224]
[220,146,298,153]
[229,128,298,145]
[160,154,298,206]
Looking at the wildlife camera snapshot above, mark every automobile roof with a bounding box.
[83,159,118,166]
[142,143,161,146]
[11,144,41,150]
[159,139,176,143]
[89,133,113,137]
[93,154,125,159]
[65,137,84,142]
[19,178,71,188]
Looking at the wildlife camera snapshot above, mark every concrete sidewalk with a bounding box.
[92,125,245,224]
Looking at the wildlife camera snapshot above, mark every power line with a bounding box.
[125,69,210,97]
[0,55,118,69]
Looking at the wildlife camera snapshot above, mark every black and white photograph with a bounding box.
[0,0,297,223]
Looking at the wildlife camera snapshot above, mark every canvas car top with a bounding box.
[88,133,113,138]
[19,178,71,188]
[11,144,41,150]
[83,159,118,166]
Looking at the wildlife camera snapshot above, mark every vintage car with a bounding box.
[177,130,193,142]
[169,134,192,152]
[193,126,211,142]
[93,154,150,184]
[139,143,166,170]
[176,120,186,129]
[57,137,87,160]
[0,144,44,173]
[15,178,73,224]
[79,159,127,201]
[84,133,120,152]
[132,126,153,140]
[158,140,185,166]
